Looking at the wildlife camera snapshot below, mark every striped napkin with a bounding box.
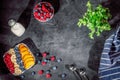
[99,27,120,80]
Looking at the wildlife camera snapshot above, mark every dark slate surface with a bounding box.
[0,0,120,80]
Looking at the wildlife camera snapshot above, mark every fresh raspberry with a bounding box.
[4,53,11,59]
[46,73,52,78]
[9,63,14,68]
[38,70,44,75]
[46,13,50,18]
[10,67,15,73]
[41,61,47,66]
[10,69,14,73]
[42,52,48,58]
[50,56,56,61]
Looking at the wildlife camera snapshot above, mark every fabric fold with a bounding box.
[99,27,120,80]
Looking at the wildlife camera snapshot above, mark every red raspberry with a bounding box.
[43,16,47,20]
[41,61,47,66]
[10,67,15,73]
[42,52,48,58]
[4,53,11,59]
[38,70,44,75]
[9,64,14,68]
[46,13,50,18]
[50,56,56,61]
[46,73,52,78]
[4,58,8,63]
[36,15,40,18]
[42,4,49,13]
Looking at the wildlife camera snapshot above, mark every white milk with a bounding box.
[8,19,25,37]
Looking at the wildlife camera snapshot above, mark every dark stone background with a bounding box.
[0,0,120,80]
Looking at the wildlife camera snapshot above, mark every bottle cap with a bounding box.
[8,19,16,27]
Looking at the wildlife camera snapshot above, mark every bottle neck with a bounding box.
[8,19,16,27]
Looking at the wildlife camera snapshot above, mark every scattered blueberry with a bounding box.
[46,58,50,63]
[35,53,39,57]
[20,75,25,79]
[46,70,50,73]
[57,58,62,63]
[37,60,41,64]
[31,71,36,75]
[52,66,57,70]
[43,59,48,62]
[61,73,67,78]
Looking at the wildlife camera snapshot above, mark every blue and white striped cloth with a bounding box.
[99,27,120,80]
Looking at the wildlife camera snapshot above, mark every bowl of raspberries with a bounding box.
[33,2,54,22]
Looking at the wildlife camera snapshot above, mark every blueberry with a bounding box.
[20,75,25,79]
[52,66,57,70]
[20,67,25,71]
[16,53,21,58]
[57,58,62,63]
[43,59,47,62]
[47,60,50,63]
[14,47,19,52]
[16,57,21,62]
[37,60,41,64]
[35,53,39,57]
[61,73,66,78]
[46,58,50,63]
[18,57,21,60]
[46,18,49,21]
[46,70,50,73]
[19,62,24,67]
[31,71,36,75]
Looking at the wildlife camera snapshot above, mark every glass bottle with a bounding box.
[8,19,25,37]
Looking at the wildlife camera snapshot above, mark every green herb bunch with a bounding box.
[77,1,111,39]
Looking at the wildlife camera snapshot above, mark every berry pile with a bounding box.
[4,53,15,73]
[33,2,54,22]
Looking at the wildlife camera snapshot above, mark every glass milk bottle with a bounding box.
[8,19,25,37]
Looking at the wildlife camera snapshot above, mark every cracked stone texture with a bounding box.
[0,0,120,80]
